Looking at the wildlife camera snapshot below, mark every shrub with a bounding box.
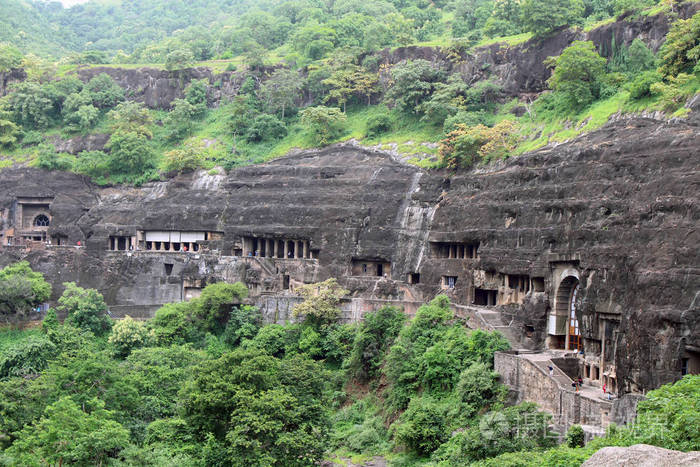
[6,397,131,466]
[438,120,516,168]
[658,12,700,79]
[365,111,393,138]
[567,424,585,448]
[58,283,112,336]
[628,70,662,99]
[192,282,248,332]
[520,0,584,38]
[84,73,125,109]
[393,397,448,455]
[247,324,287,357]
[109,316,154,358]
[346,306,405,382]
[162,138,208,174]
[650,73,695,112]
[300,105,347,145]
[245,113,287,142]
[0,261,51,316]
[150,302,196,345]
[547,41,607,111]
[292,278,348,325]
[222,305,262,348]
[0,335,56,378]
[36,145,74,171]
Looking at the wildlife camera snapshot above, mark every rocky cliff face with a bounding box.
[1,107,698,397]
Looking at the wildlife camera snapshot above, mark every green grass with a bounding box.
[476,32,532,48]
[584,17,616,32]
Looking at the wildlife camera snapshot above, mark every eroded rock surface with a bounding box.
[583,444,700,467]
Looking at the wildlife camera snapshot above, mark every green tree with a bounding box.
[300,105,347,145]
[222,305,262,348]
[259,68,302,118]
[162,138,209,174]
[84,73,125,109]
[520,0,585,38]
[633,374,700,450]
[180,349,331,466]
[0,107,20,148]
[165,48,195,71]
[163,98,198,141]
[107,101,153,137]
[149,302,198,346]
[245,113,287,142]
[105,130,156,176]
[393,397,448,455]
[386,59,445,113]
[57,282,112,336]
[0,335,56,378]
[184,78,208,117]
[6,397,130,466]
[547,40,607,110]
[346,305,405,382]
[293,278,349,325]
[0,261,51,316]
[63,93,99,132]
[192,282,249,332]
[109,315,154,358]
[0,43,22,72]
[657,12,700,79]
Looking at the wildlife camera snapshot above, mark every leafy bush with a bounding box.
[248,324,288,357]
[658,12,700,79]
[150,302,197,346]
[222,305,262,348]
[58,282,112,336]
[433,403,555,463]
[346,305,405,382]
[393,397,448,455]
[0,261,51,316]
[192,282,248,332]
[567,424,585,448]
[84,73,125,109]
[162,138,209,174]
[6,397,131,466]
[632,374,700,451]
[300,105,347,145]
[628,70,662,99]
[109,316,154,358]
[520,0,584,38]
[0,335,56,378]
[547,41,607,110]
[365,111,393,138]
[650,73,696,111]
[245,113,287,142]
[180,349,331,465]
[292,278,348,325]
[36,144,74,171]
[386,59,445,113]
[438,120,516,168]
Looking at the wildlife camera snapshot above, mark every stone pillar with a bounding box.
[303,241,309,259]
[295,240,301,258]
[274,240,279,258]
[284,240,289,259]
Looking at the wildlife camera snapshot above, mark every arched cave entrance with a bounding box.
[555,276,582,351]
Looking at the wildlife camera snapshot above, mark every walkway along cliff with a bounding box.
[1,107,699,434]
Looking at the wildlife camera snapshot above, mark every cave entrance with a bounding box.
[553,276,582,351]
[474,288,497,306]
[681,348,700,376]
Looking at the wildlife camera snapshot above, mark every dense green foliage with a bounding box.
[0,261,51,317]
[1,0,696,183]
[0,268,697,464]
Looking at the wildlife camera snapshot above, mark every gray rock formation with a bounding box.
[583,444,700,466]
